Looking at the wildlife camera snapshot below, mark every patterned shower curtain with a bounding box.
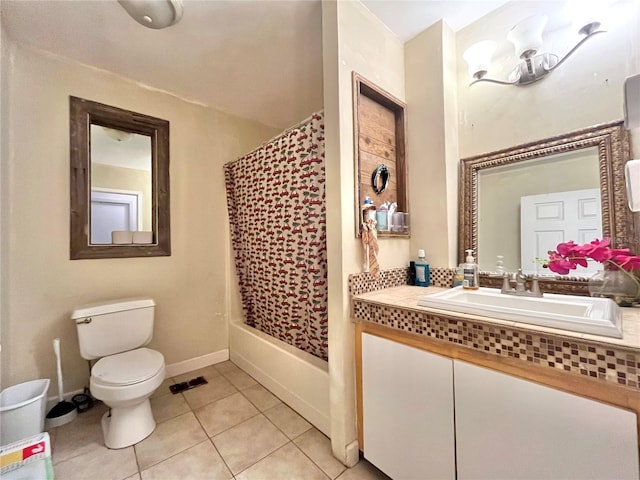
[224,111,328,361]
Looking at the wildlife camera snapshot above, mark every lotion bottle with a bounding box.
[462,249,479,290]
[452,266,464,287]
[415,250,430,287]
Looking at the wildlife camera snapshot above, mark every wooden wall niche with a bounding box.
[353,72,408,237]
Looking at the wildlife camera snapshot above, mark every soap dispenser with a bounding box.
[463,249,479,290]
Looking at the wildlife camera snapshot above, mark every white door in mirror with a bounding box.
[91,191,138,244]
[520,188,602,275]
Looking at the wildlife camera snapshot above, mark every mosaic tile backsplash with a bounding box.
[348,266,454,296]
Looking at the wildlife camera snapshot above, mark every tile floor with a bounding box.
[48,361,390,480]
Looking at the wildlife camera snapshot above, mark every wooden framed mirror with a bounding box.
[458,121,635,294]
[70,97,171,259]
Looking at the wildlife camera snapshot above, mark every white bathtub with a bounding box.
[229,321,330,436]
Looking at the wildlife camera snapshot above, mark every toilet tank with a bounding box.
[72,298,156,360]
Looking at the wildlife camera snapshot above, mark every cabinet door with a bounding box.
[454,360,639,479]
[362,333,455,479]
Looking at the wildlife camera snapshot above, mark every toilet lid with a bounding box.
[92,348,164,386]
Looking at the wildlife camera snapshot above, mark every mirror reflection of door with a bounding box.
[90,125,152,245]
[477,147,600,272]
[90,190,142,244]
[520,189,602,276]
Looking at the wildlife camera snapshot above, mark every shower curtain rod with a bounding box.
[225,109,324,167]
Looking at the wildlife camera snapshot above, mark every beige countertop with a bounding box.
[354,285,640,351]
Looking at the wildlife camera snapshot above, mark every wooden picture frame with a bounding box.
[352,72,408,237]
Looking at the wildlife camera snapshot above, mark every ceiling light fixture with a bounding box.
[118,0,183,30]
[101,126,133,142]
[463,11,606,87]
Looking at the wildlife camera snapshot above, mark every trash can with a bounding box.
[0,379,50,445]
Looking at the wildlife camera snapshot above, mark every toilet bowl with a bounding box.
[90,348,165,449]
[73,298,166,449]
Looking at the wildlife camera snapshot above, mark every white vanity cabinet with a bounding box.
[360,330,639,480]
[454,360,639,480]
[361,332,456,480]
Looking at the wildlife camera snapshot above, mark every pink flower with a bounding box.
[614,255,640,272]
[546,259,576,275]
[546,251,580,275]
[544,237,640,274]
[556,240,579,256]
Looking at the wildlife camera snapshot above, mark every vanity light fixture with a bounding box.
[463,12,606,87]
[118,0,183,30]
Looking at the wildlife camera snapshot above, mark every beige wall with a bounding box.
[0,42,278,392]
[337,0,409,273]
[0,11,9,380]
[91,163,153,232]
[457,0,640,158]
[405,21,460,268]
[322,0,407,466]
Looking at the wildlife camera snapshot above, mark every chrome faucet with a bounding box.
[501,269,543,297]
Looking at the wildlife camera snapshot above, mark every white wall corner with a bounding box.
[442,21,461,267]
[405,21,451,267]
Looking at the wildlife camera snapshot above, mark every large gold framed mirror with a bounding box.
[459,121,635,294]
[70,97,171,259]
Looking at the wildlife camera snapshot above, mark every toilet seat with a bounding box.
[92,348,164,386]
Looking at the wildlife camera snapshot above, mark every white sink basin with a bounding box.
[418,287,622,338]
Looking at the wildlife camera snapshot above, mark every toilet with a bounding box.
[72,298,165,449]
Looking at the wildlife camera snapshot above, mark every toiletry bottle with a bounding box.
[376,203,388,231]
[453,265,464,287]
[414,250,430,287]
[362,197,376,223]
[408,261,416,285]
[463,249,479,290]
[387,202,397,231]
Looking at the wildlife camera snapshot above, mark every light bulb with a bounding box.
[463,41,497,79]
[507,14,548,59]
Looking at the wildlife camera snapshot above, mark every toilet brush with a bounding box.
[45,338,78,428]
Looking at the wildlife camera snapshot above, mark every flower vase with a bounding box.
[588,270,640,307]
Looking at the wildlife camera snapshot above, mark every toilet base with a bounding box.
[101,399,156,449]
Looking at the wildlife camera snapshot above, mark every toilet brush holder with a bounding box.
[45,338,77,428]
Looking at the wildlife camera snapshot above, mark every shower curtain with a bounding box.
[224,111,328,361]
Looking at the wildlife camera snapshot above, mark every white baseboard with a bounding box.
[164,349,229,378]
